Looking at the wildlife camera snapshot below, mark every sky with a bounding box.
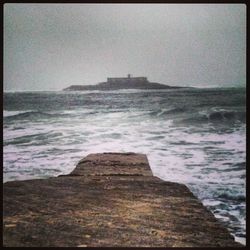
[4,4,246,91]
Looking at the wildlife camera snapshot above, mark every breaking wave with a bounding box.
[4,110,69,121]
[176,110,245,125]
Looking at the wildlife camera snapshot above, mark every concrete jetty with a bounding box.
[3,153,242,247]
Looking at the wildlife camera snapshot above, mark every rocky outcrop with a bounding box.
[3,153,242,247]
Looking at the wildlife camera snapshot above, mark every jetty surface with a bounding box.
[3,153,242,247]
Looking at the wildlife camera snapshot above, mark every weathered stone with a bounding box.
[68,152,152,177]
[3,153,242,247]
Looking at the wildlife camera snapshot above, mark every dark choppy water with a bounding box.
[3,87,246,244]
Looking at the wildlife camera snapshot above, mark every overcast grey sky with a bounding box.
[4,4,246,91]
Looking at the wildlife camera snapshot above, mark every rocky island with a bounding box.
[63,74,185,91]
[3,153,242,247]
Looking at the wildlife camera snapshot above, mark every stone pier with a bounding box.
[3,153,242,247]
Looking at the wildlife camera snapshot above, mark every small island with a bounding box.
[63,74,186,91]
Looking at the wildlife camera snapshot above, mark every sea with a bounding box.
[3,87,246,245]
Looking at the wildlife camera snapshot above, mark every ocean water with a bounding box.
[3,88,246,244]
